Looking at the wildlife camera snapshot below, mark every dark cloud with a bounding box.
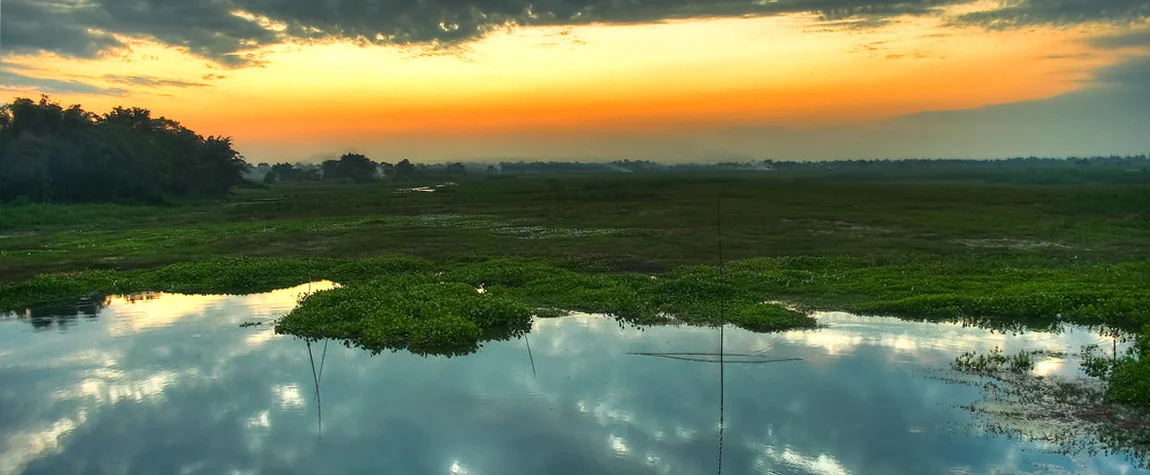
[1089,28,1150,49]
[0,0,279,67]
[0,61,127,96]
[1,0,1147,69]
[0,0,969,66]
[0,0,125,57]
[103,75,210,88]
[956,0,1150,28]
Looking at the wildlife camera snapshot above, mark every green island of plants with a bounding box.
[4,256,1150,361]
[275,261,820,356]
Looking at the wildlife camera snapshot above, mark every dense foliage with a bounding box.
[320,153,378,183]
[254,157,470,184]
[0,96,246,203]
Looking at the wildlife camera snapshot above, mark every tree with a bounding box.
[0,132,52,201]
[321,159,341,180]
[0,95,247,203]
[394,159,417,181]
[337,153,377,183]
[378,161,395,180]
[270,163,297,182]
[444,162,468,178]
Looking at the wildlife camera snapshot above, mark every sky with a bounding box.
[1,0,1149,163]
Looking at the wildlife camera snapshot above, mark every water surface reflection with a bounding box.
[0,285,1143,475]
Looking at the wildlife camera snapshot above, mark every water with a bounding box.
[0,283,1144,475]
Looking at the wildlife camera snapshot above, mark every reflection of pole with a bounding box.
[307,338,329,438]
[525,334,537,378]
[628,352,800,364]
[717,326,725,475]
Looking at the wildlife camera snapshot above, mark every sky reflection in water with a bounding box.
[0,283,1144,475]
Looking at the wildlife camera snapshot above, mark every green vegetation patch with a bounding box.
[277,258,817,355]
[4,256,1148,329]
[276,278,533,357]
[0,256,819,356]
[4,255,1150,357]
[5,255,1150,338]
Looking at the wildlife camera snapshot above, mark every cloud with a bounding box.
[0,0,125,58]
[0,0,279,67]
[2,0,1147,69]
[0,0,969,67]
[956,0,1150,28]
[103,75,210,88]
[0,61,127,96]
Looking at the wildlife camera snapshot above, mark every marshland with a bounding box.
[5,163,1150,472]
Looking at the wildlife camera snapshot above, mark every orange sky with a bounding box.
[2,5,1148,162]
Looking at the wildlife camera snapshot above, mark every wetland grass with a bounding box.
[4,255,1147,358]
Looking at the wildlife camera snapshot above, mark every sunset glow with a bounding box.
[2,1,1148,161]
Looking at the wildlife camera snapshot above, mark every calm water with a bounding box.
[0,283,1144,475]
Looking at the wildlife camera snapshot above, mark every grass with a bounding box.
[1,174,1148,282]
[953,348,1045,374]
[0,256,817,355]
[276,279,534,357]
[3,255,1147,353]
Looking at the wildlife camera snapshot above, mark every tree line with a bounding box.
[4,95,1145,204]
[255,156,469,183]
[487,156,1150,174]
[0,96,246,203]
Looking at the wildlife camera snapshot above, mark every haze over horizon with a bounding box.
[2,0,1149,163]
